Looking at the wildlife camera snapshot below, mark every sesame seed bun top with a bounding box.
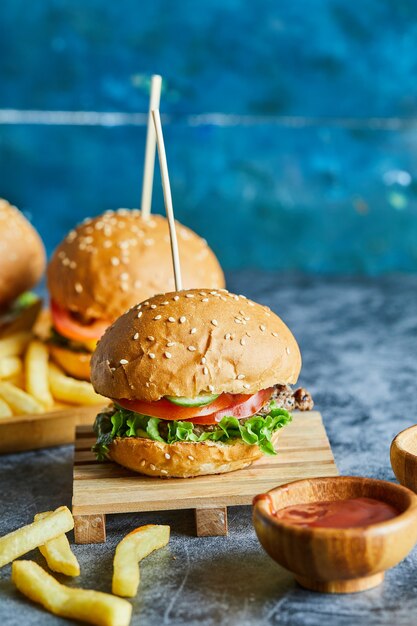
[0,199,46,309]
[90,288,302,402]
[47,209,225,322]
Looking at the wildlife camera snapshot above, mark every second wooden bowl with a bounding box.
[391,424,417,492]
[253,476,417,593]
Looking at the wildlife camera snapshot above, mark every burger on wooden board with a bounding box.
[0,199,45,336]
[91,288,313,478]
[46,209,225,380]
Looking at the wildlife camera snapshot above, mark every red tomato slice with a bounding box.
[117,388,274,424]
[51,300,110,342]
[117,394,239,421]
[184,388,274,425]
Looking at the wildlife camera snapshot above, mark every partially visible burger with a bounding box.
[47,210,225,380]
[0,199,45,336]
[91,288,313,478]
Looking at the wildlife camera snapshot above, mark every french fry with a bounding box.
[25,340,54,408]
[0,380,44,415]
[0,396,12,418]
[0,356,22,379]
[0,506,74,568]
[48,362,105,406]
[12,561,132,626]
[112,524,170,597]
[0,331,31,358]
[35,512,80,577]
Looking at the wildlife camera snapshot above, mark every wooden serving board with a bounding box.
[0,405,102,454]
[72,411,338,541]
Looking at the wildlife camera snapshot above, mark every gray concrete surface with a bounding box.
[1,272,416,625]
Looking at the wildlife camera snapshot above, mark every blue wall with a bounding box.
[1,0,417,274]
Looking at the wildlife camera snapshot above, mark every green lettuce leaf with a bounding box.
[92,401,292,461]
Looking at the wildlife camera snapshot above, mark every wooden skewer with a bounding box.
[140,75,162,220]
[151,108,183,291]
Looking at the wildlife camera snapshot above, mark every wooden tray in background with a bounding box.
[72,411,338,541]
[0,405,102,454]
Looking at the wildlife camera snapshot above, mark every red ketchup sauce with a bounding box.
[254,496,399,529]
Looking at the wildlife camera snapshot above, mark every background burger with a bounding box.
[47,209,225,380]
[0,199,45,336]
[91,288,313,478]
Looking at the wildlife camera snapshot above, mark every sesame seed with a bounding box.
[75,282,83,293]
[120,283,128,292]
[137,311,143,318]
[203,366,208,375]
[224,333,231,340]
[201,357,207,364]
[188,346,196,352]
[246,331,251,337]
[272,331,279,337]
[119,272,129,281]
[140,460,146,466]
[133,333,139,340]
[243,383,250,389]
[240,338,246,346]
[69,261,77,269]
[111,257,120,266]
[150,304,157,309]
[237,374,245,380]
[153,315,162,320]
[164,352,172,359]
[188,455,194,461]
[286,347,291,354]
[210,291,218,295]
[150,464,156,471]
[165,453,171,459]
[168,317,175,322]
[259,325,266,332]
[104,240,112,248]
[185,294,195,298]
[120,359,128,365]
[208,384,214,392]
[161,301,169,305]
[179,316,186,323]
[201,298,209,302]
[190,328,196,334]
[211,319,218,326]
[244,317,250,321]
[137,304,142,309]
[147,336,155,341]
[234,319,241,324]
[161,469,168,475]
[173,296,180,301]
[144,301,149,306]
[149,353,156,359]
[199,291,207,296]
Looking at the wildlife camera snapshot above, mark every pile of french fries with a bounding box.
[0,331,104,418]
[0,505,170,626]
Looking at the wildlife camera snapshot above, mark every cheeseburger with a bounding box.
[91,288,313,478]
[0,199,45,335]
[47,209,225,380]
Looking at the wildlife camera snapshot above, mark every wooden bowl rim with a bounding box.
[391,424,417,457]
[254,475,417,538]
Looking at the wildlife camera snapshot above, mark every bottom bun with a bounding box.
[109,431,281,478]
[49,344,91,381]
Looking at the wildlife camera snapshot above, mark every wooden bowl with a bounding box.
[253,476,417,593]
[391,424,417,492]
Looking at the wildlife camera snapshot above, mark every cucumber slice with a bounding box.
[165,393,219,407]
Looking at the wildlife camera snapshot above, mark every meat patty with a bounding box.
[269,384,314,412]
